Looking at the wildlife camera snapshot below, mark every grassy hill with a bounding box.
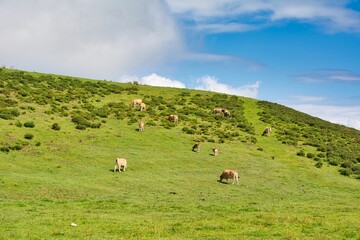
[0,68,359,239]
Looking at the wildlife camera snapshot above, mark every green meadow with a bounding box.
[0,69,359,239]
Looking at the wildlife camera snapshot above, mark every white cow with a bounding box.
[139,121,145,132]
[114,158,127,172]
[213,147,219,156]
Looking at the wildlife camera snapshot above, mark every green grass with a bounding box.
[0,69,360,239]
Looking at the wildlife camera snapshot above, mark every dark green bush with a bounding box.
[315,162,323,168]
[0,147,10,153]
[24,121,35,128]
[306,153,315,159]
[24,133,34,140]
[297,149,306,157]
[51,123,61,131]
[339,168,352,176]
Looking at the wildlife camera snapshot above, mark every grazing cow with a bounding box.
[192,142,200,152]
[139,102,147,111]
[222,109,231,117]
[213,147,219,156]
[139,121,145,132]
[262,127,272,136]
[130,99,142,107]
[114,158,127,172]
[213,108,223,114]
[168,114,178,123]
[219,169,239,185]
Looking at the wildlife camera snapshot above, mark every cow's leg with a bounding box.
[114,165,117,172]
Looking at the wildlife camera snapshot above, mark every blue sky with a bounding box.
[0,0,359,129]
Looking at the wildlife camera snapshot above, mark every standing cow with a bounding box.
[114,158,127,172]
[213,147,219,156]
[192,142,200,152]
[262,127,272,136]
[139,121,145,132]
[219,169,239,185]
[168,114,178,123]
[139,102,147,111]
[130,99,142,107]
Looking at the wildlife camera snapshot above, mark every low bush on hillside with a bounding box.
[24,121,35,128]
[51,123,61,131]
[24,133,34,140]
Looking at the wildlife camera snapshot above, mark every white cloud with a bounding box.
[139,73,185,88]
[166,0,360,33]
[296,69,360,83]
[287,104,360,130]
[195,75,261,98]
[0,0,183,79]
[293,95,328,103]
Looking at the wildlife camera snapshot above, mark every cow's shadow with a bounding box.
[110,169,126,172]
[217,180,229,184]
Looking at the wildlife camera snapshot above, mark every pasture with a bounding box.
[0,69,359,239]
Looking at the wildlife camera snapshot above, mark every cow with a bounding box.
[213,108,223,114]
[114,158,127,172]
[219,169,239,185]
[192,142,200,152]
[139,121,145,132]
[139,102,147,111]
[222,109,230,117]
[168,114,178,123]
[262,127,272,136]
[130,99,142,107]
[213,147,219,156]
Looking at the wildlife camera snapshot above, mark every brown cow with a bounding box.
[168,114,178,123]
[219,169,239,184]
[139,121,145,132]
[139,102,146,111]
[130,99,142,107]
[213,108,223,114]
[114,158,127,172]
[213,147,219,156]
[262,127,271,136]
[192,142,200,152]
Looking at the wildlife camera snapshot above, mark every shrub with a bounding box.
[182,127,195,134]
[340,161,354,168]
[339,168,352,176]
[297,149,305,157]
[15,121,22,127]
[76,125,87,130]
[315,162,323,168]
[328,158,340,166]
[24,121,35,128]
[306,153,315,159]
[147,120,156,126]
[0,147,10,153]
[51,123,61,131]
[24,133,34,140]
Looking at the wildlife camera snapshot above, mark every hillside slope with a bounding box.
[0,68,359,239]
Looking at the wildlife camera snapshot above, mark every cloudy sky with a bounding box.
[0,0,359,130]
